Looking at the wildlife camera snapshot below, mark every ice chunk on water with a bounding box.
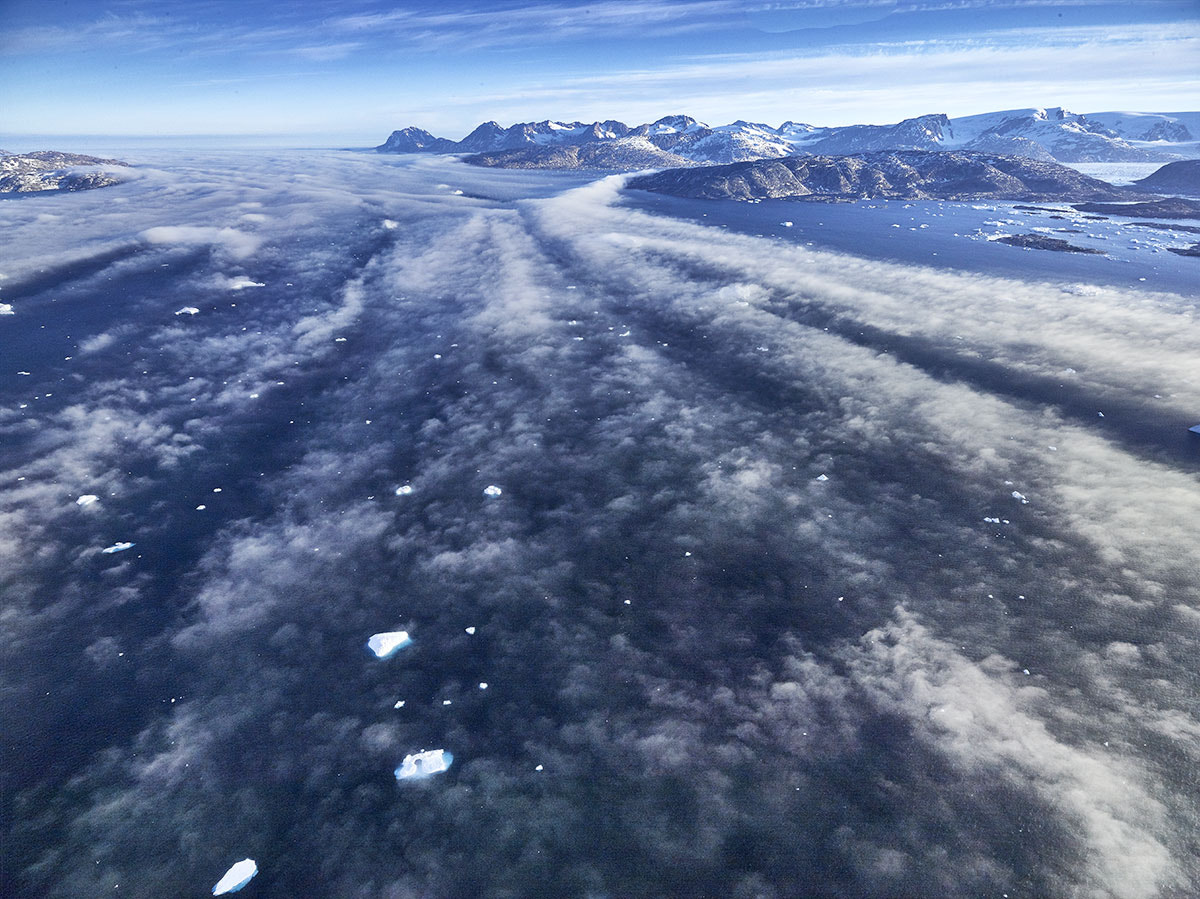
[465,626,476,635]
[101,542,135,554]
[781,221,793,227]
[395,485,414,496]
[395,748,452,780]
[175,307,200,316]
[383,219,399,229]
[0,303,13,315]
[212,858,257,895]
[225,277,265,290]
[367,631,411,658]
[76,494,100,506]
[816,474,829,482]
[1011,491,1028,504]
[483,485,502,497]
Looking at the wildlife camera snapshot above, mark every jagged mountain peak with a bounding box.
[647,114,708,133]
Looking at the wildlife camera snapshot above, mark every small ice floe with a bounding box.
[101,542,135,554]
[0,303,13,315]
[196,504,207,510]
[1011,491,1029,505]
[394,700,406,708]
[212,858,258,895]
[465,626,476,635]
[367,631,412,659]
[816,474,829,482]
[395,485,414,496]
[395,748,452,780]
[174,307,200,316]
[479,682,488,690]
[983,516,1000,524]
[483,485,502,497]
[535,764,544,771]
[383,219,399,230]
[452,189,463,195]
[781,221,793,227]
[226,277,265,291]
[76,494,100,506]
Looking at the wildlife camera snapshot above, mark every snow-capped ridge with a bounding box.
[375,106,1200,168]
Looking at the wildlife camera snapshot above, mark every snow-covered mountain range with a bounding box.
[378,108,1200,170]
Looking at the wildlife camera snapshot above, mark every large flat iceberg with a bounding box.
[101,541,135,554]
[212,858,257,895]
[367,631,411,658]
[395,748,452,780]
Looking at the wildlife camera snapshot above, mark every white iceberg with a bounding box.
[1011,491,1029,504]
[212,858,257,895]
[175,306,200,316]
[225,276,265,291]
[395,485,414,496]
[0,303,13,315]
[101,542,134,554]
[483,485,502,497]
[367,631,411,658]
[395,748,452,780]
[76,494,100,506]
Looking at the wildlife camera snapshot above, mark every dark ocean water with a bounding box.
[622,191,1200,298]
[2,152,1199,898]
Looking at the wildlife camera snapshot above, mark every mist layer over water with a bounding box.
[2,151,1199,898]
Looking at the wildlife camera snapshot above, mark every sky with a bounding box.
[0,0,1198,145]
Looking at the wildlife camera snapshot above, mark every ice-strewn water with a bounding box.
[3,150,1199,898]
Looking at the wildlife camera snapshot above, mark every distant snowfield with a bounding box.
[2,149,1199,898]
[1064,161,1165,185]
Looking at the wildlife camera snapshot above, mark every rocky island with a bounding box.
[624,151,1130,203]
[0,151,130,194]
[1130,159,1200,196]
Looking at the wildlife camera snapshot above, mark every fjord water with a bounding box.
[2,150,1198,897]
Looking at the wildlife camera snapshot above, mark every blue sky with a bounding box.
[1,0,1197,145]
